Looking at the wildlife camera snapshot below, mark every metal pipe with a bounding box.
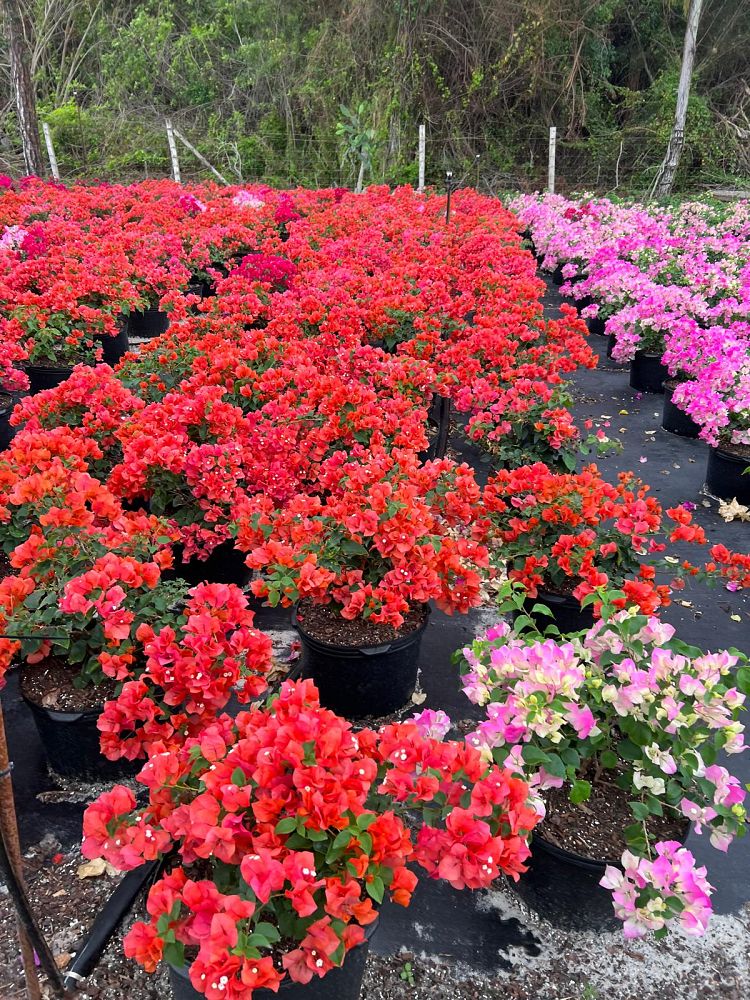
[62,862,161,991]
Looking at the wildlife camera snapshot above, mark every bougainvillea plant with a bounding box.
[481,461,750,616]
[82,679,539,997]
[459,597,749,938]
[0,470,272,761]
[237,450,489,627]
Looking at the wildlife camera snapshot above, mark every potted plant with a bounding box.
[481,462,696,631]
[459,596,749,935]
[705,440,750,506]
[238,450,489,718]
[81,678,539,998]
[0,473,272,778]
[108,381,300,586]
[611,321,669,394]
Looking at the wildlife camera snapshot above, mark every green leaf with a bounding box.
[542,753,566,779]
[357,831,372,854]
[163,941,185,969]
[560,748,581,768]
[245,933,271,950]
[645,794,663,817]
[623,821,648,851]
[629,801,651,821]
[366,875,385,904]
[254,922,281,943]
[521,746,550,766]
[332,828,353,851]
[275,817,297,835]
[530,603,553,618]
[599,749,619,770]
[736,667,750,696]
[231,767,246,787]
[617,739,641,762]
[569,779,592,804]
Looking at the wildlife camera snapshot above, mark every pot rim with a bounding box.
[292,602,431,653]
[22,692,103,723]
[168,915,379,989]
[532,832,620,870]
[24,362,77,374]
[712,444,750,465]
[632,350,666,362]
[533,819,690,872]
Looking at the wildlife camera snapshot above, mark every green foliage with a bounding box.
[1,0,748,190]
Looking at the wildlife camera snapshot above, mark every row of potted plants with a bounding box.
[512,193,750,504]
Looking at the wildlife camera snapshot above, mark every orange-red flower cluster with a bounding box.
[82,679,539,997]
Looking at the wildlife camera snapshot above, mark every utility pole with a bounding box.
[1,0,44,175]
[651,0,705,198]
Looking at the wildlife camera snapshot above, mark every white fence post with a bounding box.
[548,126,557,193]
[417,123,425,192]
[165,118,181,183]
[42,122,60,181]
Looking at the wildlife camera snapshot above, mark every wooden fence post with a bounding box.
[165,119,181,183]
[172,127,229,185]
[42,122,60,181]
[548,126,557,193]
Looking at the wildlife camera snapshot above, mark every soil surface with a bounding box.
[295,600,429,646]
[717,440,750,460]
[20,658,118,712]
[539,777,688,861]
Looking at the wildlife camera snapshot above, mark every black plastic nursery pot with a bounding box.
[127,306,170,340]
[575,294,594,315]
[96,324,130,366]
[586,315,606,337]
[168,540,252,588]
[26,364,74,394]
[418,395,452,463]
[186,278,215,300]
[512,834,620,932]
[0,392,15,450]
[551,264,565,286]
[629,351,668,394]
[517,589,595,635]
[294,606,430,719]
[22,697,139,781]
[705,446,750,505]
[661,382,700,439]
[168,920,377,1000]
[605,333,619,360]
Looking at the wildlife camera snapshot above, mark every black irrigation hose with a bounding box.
[62,861,162,991]
[0,825,72,997]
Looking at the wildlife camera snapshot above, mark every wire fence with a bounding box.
[1,111,746,197]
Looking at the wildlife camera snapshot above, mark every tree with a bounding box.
[650,0,705,198]
[1,0,44,175]
[336,104,377,193]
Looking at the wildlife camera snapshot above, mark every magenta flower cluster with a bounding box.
[512,194,750,446]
